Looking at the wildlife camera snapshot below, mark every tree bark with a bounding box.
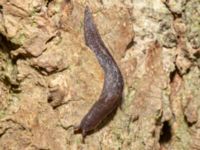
[0,0,199,149]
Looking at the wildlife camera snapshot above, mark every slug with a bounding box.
[74,6,124,139]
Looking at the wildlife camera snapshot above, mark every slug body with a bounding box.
[75,6,124,138]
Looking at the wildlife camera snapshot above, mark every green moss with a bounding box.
[0,110,6,119]
[10,32,26,45]
[18,33,26,45]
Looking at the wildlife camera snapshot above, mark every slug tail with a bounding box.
[74,125,87,143]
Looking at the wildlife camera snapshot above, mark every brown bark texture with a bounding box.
[0,0,200,150]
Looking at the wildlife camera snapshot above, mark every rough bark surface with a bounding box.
[0,0,200,150]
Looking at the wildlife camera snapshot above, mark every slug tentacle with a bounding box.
[74,6,124,140]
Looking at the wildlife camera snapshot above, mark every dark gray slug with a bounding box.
[74,6,124,139]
